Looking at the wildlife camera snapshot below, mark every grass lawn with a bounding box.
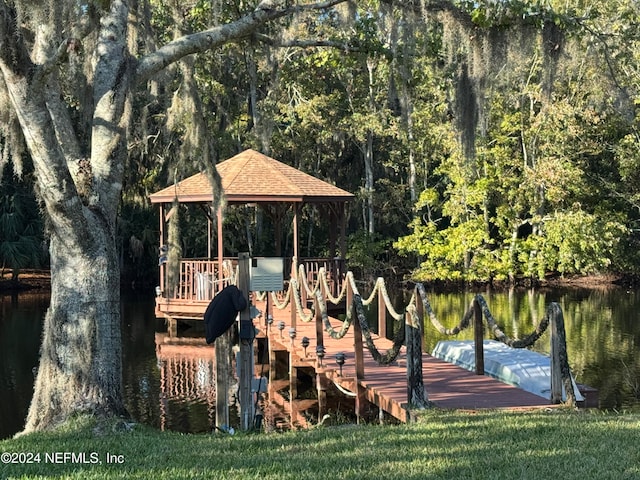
[1,409,639,480]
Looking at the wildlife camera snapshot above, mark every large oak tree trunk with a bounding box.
[1,0,132,434]
[24,226,125,432]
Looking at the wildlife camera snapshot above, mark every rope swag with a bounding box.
[317,289,353,339]
[475,295,550,348]
[353,294,405,365]
[290,278,314,323]
[416,283,472,335]
[415,283,550,349]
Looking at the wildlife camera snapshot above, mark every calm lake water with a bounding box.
[1,285,639,439]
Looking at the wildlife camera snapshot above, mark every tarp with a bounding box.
[204,285,247,344]
[432,340,584,402]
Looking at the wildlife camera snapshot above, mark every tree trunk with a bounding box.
[365,59,376,235]
[24,225,125,433]
[1,0,131,434]
[364,131,375,235]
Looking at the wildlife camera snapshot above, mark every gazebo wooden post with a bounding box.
[327,204,337,258]
[292,202,299,262]
[291,203,300,330]
[158,203,166,293]
[207,207,213,260]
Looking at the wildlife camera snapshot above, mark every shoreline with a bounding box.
[1,269,633,294]
[0,269,51,292]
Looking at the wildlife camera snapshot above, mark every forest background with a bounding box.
[3,0,640,290]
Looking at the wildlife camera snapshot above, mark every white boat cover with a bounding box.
[432,340,584,402]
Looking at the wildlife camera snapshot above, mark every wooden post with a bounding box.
[290,257,298,328]
[314,290,327,420]
[159,203,166,293]
[352,289,367,422]
[353,317,367,424]
[268,335,277,404]
[377,286,387,339]
[406,300,427,410]
[351,288,364,381]
[217,207,224,284]
[237,252,255,431]
[316,375,328,422]
[292,203,299,263]
[339,202,347,259]
[473,296,484,376]
[550,302,576,406]
[289,352,298,429]
[215,328,232,432]
[300,274,308,311]
[314,290,323,351]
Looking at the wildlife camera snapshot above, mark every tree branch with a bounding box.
[254,32,378,54]
[135,0,349,84]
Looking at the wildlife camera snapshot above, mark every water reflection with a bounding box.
[155,333,236,433]
[0,293,48,440]
[120,295,239,435]
[1,285,639,439]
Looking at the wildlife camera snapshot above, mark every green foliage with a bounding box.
[537,210,626,276]
[396,2,640,283]
[80,1,640,283]
[0,170,44,278]
[346,230,392,276]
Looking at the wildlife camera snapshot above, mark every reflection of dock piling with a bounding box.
[155,333,225,432]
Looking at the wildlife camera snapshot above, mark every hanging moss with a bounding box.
[204,160,225,216]
[166,201,182,295]
[438,7,562,164]
[455,62,477,161]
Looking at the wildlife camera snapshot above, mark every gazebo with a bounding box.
[149,149,354,321]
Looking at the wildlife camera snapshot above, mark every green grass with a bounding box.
[1,410,639,479]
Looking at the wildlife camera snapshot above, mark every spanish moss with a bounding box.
[166,201,182,296]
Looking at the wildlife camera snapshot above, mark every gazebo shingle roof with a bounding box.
[149,149,354,204]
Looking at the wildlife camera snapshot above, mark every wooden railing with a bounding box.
[155,257,346,320]
[159,257,346,303]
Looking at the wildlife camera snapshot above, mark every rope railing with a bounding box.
[290,278,315,323]
[475,295,550,349]
[352,293,405,364]
[258,263,578,411]
[269,283,292,310]
[416,283,473,335]
[316,288,352,340]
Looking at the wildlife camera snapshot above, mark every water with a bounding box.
[0,291,227,440]
[395,287,640,410]
[1,286,639,439]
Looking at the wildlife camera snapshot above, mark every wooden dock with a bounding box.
[254,295,556,428]
[157,259,581,429]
